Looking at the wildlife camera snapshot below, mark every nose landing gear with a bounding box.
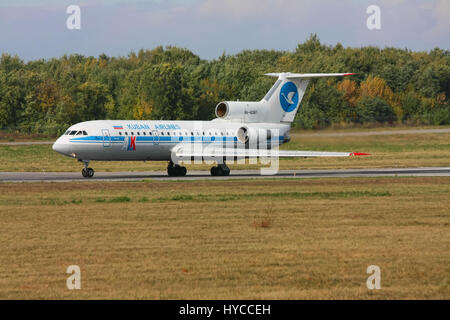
[81,160,94,178]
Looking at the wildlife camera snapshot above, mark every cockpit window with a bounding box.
[65,130,70,135]
[76,131,82,135]
[69,131,77,135]
[83,131,88,135]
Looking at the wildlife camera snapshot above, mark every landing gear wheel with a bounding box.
[210,164,230,176]
[82,168,88,178]
[167,162,187,177]
[179,166,187,177]
[87,167,94,178]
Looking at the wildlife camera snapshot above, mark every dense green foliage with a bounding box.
[0,35,448,135]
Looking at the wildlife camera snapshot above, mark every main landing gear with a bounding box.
[167,161,187,177]
[210,163,230,176]
[81,160,94,178]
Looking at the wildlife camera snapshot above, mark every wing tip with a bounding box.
[351,152,370,156]
[344,73,357,76]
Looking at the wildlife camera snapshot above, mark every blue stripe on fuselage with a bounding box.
[69,135,283,144]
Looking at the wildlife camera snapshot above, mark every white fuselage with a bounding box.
[52,119,291,162]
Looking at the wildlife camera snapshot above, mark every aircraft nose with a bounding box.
[52,137,70,155]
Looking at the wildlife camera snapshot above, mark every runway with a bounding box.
[1,167,449,182]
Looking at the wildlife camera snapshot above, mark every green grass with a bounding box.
[154,190,391,203]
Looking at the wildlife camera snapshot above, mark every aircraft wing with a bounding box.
[172,145,369,159]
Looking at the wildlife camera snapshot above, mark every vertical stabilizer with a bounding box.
[262,72,355,123]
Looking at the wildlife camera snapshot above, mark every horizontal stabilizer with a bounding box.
[265,72,356,79]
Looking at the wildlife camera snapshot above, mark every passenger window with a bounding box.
[149,132,152,136]
[125,132,128,135]
[131,132,134,135]
[167,132,170,136]
[161,132,164,135]
[143,132,146,135]
[137,132,140,135]
[119,132,122,135]
[191,132,194,136]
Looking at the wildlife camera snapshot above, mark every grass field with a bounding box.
[0,177,449,299]
[0,127,449,172]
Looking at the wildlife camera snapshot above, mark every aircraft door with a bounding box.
[152,130,159,145]
[102,129,111,147]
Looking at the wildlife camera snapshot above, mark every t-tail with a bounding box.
[215,72,356,124]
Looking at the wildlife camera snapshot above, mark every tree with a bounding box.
[355,96,396,123]
[141,63,194,120]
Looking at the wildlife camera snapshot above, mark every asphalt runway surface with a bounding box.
[1,167,449,182]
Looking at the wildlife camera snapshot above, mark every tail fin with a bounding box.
[262,72,356,123]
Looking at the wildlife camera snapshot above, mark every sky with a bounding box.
[0,0,449,61]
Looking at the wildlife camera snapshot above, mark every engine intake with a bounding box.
[236,126,272,145]
[215,102,229,118]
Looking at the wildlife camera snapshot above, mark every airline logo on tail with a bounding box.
[279,81,299,112]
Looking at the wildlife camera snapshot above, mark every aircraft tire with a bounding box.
[87,168,94,178]
[82,168,88,178]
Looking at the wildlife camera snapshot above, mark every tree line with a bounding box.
[0,34,448,136]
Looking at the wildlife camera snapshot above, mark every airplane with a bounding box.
[52,72,369,178]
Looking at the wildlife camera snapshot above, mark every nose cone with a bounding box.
[52,137,70,156]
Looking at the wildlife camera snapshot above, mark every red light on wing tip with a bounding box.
[344,73,357,76]
[351,152,370,156]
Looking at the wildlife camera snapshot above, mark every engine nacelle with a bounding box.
[215,101,245,120]
[236,126,272,146]
[215,101,264,122]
